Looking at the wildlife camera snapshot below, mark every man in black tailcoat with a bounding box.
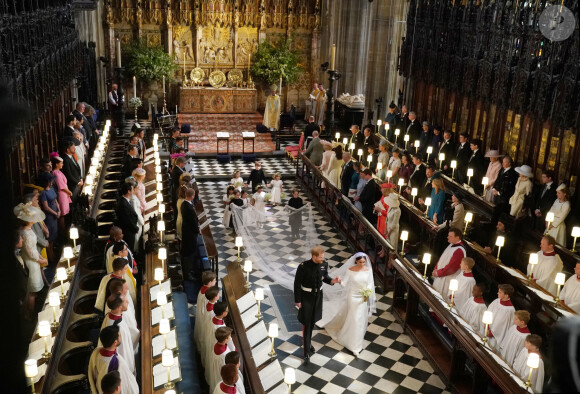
[181,188,200,280]
[340,152,354,197]
[533,170,557,231]
[356,169,382,224]
[294,246,341,363]
[115,183,139,254]
[246,161,267,193]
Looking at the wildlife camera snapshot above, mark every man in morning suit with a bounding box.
[303,115,320,148]
[363,127,381,152]
[468,139,487,194]
[406,111,422,147]
[492,155,519,215]
[115,183,139,254]
[356,169,382,224]
[304,131,324,166]
[349,125,365,156]
[418,122,432,156]
[385,102,399,142]
[294,246,341,363]
[73,102,96,149]
[180,188,200,280]
[455,132,471,183]
[399,105,410,131]
[63,114,76,138]
[61,139,83,198]
[246,161,267,193]
[534,170,557,231]
[123,144,138,180]
[407,154,426,192]
[438,130,456,172]
[340,152,355,196]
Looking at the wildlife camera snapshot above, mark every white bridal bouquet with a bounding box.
[360,288,373,302]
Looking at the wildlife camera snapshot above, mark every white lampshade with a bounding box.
[159,203,166,214]
[24,359,38,378]
[400,230,408,241]
[529,253,538,265]
[153,132,159,140]
[343,138,348,145]
[93,149,101,160]
[154,151,160,160]
[349,143,355,150]
[63,246,74,259]
[156,174,162,183]
[48,292,60,307]
[403,134,410,142]
[159,318,171,335]
[465,212,473,223]
[154,268,164,282]
[467,168,474,177]
[367,155,373,163]
[335,132,340,139]
[56,267,67,281]
[83,185,92,196]
[572,227,580,238]
[386,170,393,179]
[268,323,278,338]
[439,153,445,161]
[158,221,165,232]
[425,197,432,206]
[450,160,457,169]
[153,143,159,152]
[422,253,431,265]
[98,142,105,151]
[495,236,505,247]
[482,310,493,325]
[155,158,161,166]
[165,390,176,394]
[555,272,566,286]
[526,352,540,369]
[411,188,418,197]
[157,291,168,306]
[426,146,433,154]
[357,149,363,156]
[38,321,51,337]
[161,349,174,367]
[105,119,111,127]
[377,119,382,126]
[156,182,163,191]
[235,236,243,247]
[91,157,99,166]
[395,129,400,136]
[414,140,420,147]
[284,368,296,385]
[244,260,252,272]
[155,165,162,174]
[449,279,459,292]
[156,193,163,203]
[398,178,404,186]
[158,248,167,261]
[482,177,489,186]
[69,227,79,240]
[89,166,97,176]
[546,212,555,222]
[254,288,264,301]
[377,162,383,171]
[85,174,94,186]
[386,123,390,130]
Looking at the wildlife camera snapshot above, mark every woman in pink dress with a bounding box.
[132,168,147,214]
[51,154,72,217]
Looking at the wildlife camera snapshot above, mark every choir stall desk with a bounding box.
[242,131,256,154]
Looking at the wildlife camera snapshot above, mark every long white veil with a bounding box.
[318,252,377,326]
[229,203,319,290]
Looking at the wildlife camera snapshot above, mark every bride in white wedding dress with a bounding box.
[318,252,376,357]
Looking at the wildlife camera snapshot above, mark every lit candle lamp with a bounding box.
[411,188,418,205]
[157,290,167,319]
[106,119,111,127]
[153,133,159,141]
[284,368,296,393]
[342,137,348,146]
[482,310,493,345]
[85,174,94,187]
[481,177,489,197]
[426,146,433,162]
[254,288,264,319]
[38,320,52,359]
[235,236,243,262]
[449,279,458,310]
[545,211,554,234]
[349,143,355,153]
[155,267,165,287]
[161,349,175,389]
[403,134,410,149]
[155,157,161,166]
[554,273,566,302]
[156,193,163,203]
[357,149,363,161]
[377,162,383,171]
[153,143,159,152]
[158,220,165,244]
[524,353,540,389]
[268,323,278,358]
[367,154,373,164]
[464,212,473,234]
[495,236,505,261]
[24,359,38,394]
[422,253,431,279]
[424,197,432,217]
[156,174,162,184]
[155,165,162,174]
[159,203,165,220]
[528,253,538,280]
[571,227,580,252]
[156,182,163,192]
[48,291,60,330]
[386,170,392,182]
[400,230,408,256]
[63,246,74,278]
[438,153,445,170]
[414,140,420,153]
[83,185,92,197]
[397,178,404,193]
[158,247,167,271]
[159,318,171,350]
[154,151,160,160]
[467,168,474,186]
[244,260,252,289]
[335,132,340,142]
[69,226,79,253]
[394,129,400,143]
[377,119,382,132]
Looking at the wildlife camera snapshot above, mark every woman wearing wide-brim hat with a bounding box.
[14,202,48,316]
[509,165,533,218]
[483,150,503,202]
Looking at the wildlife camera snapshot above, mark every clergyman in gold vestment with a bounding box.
[263,84,281,130]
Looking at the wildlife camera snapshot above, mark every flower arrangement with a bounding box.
[264,193,272,201]
[234,181,244,188]
[250,37,304,86]
[125,38,177,83]
[128,97,142,108]
[280,192,287,199]
[360,288,373,302]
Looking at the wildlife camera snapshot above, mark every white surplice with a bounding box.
[499,325,530,366]
[462,296,487,336]
[194,287,209,349]
[527,251,562,294]
[452,271,475,315]
[206,343,231,390]
[560,275,580,313]
[197,301,216,366]
[513,348,544,393]
[95,272,137,312]
[99,312,140,373]
[433,243,466,301]
[486,299,515,349]
[204,316,236,365]
[88,348,139,394]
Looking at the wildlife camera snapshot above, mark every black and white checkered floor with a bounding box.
[192,157,297,179]
[196,173,450,394]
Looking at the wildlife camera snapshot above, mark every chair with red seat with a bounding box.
[285,132,305,161]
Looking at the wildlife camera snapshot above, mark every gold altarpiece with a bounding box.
[104,0,321,113]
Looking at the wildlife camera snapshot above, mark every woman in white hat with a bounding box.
[547,184,571,246]
[483,150,503,202]
[15,203,48,315]
[509,165,533,217]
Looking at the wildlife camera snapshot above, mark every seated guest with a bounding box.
[96,257,136,312]
[123,144,138,179]
[509,165,533,218]
[432,228,466,300]
[224,351,245,394]
[213,364,238,394]
[101,370,121,394]
[452,257,476,314]
[356,169,381,224]
[546,184,571,246]
[100,295,140,374]
[560,261,580,313]
[499,310,531,366]
[486,284,515,349]
[196,286,220,366]
[527,235,562,294]
[483,149,503,202]
[513,335,544,392]
[438,191,465,230]
[206,327,234,390]
[104,226,136,275]
[115,183,139,254]
[467,139,486,194]
[533,170,557,232]
[492,155,518,212]
[462,283,487,336]
[427,178,446,225]
[88,326,138,394]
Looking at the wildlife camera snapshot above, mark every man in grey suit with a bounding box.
[304,131,323,166]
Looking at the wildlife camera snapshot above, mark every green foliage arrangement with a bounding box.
[250,38,304,86]
[125,39,177,83]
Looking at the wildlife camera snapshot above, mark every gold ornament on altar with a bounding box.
[228,69,243,87]
[209,70,226,88]
[190,68,205,86]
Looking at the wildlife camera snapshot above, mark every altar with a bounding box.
[179,87,257,114]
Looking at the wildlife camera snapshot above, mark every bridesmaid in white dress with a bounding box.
[252,185,267,225]
[268,172,284,205]
[319,253,376,357]
[546,184,571,246]
[222,186,235,227]
[230,170,245,192]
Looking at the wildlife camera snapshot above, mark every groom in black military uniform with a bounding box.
[294,246,341,363]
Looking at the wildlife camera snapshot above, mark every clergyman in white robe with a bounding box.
[88,347,139,394]
[527,250,562,294]
[559,267,580,313]
[432,242,466,301]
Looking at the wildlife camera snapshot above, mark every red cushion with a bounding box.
[285,146,300,152]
